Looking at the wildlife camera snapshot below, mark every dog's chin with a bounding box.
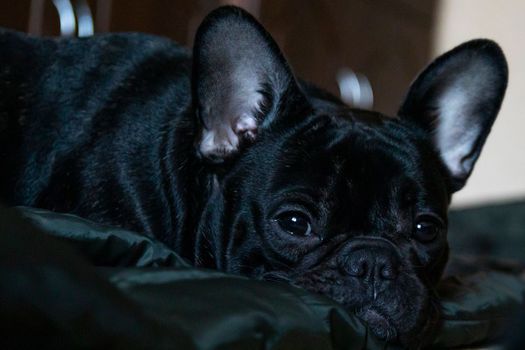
[356,306,397,341]
[286,267,436,347]
[354,296,440,349]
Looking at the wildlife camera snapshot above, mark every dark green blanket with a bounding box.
[1,207,524,349]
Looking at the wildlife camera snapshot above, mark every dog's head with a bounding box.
[191,6,508,347]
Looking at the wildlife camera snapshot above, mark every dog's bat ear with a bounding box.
[398,39,508,191]
[192,6,303,163]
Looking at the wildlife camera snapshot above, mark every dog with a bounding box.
[0,6,507,348]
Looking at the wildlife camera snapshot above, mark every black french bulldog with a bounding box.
[0,6,507,348]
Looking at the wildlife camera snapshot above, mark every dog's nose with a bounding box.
[345,248,399,280]
[339,239,400,281]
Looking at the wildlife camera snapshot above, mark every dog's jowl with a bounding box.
[0,6,507,347]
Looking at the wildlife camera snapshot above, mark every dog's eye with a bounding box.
[413,215,444,242]
[275,211,312,237]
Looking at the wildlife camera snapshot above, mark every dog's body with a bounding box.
[0,31,198,249]
[0,6,507,347]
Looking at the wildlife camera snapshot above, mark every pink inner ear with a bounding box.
[234,114,258,140]
[198,114,258,161]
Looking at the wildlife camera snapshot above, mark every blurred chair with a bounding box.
[28,0,107,36]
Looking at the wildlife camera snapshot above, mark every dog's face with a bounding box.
[192,7,507,347]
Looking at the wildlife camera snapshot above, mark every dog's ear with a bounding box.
[192,6,303,163]
[398,39,508,191]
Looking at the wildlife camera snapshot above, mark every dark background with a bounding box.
[0,0,437,115]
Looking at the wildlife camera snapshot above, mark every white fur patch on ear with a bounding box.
[234,113,258,139]
[197,68,263,161]
[199,124,239,159]
[198,112,258,161]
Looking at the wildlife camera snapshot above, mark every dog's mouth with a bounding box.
[268,265,436,347]
[356,306,397,341]
[258,257,443,346]
[262,271,404,342]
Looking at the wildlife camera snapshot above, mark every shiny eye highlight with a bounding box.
[274,211,312,237]
[413,214,444,242]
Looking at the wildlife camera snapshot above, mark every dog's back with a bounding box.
[0,30,194,236]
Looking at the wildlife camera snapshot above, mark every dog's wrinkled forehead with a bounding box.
[259,111,450,228]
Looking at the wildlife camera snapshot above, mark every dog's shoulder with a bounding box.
[0,29,194,207]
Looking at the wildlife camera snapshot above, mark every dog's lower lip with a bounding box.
[356,307,396,340]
